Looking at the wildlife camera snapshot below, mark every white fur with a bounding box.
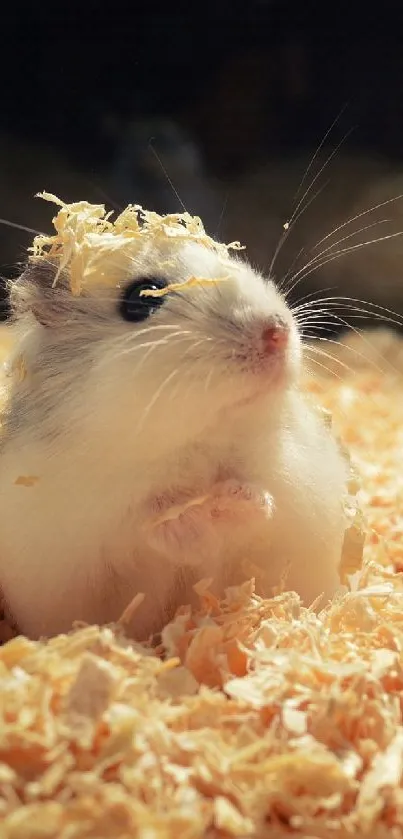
[0,239,349,639]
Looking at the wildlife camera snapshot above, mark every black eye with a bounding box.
[119,277,168,323]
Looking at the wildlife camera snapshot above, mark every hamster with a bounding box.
[0,222,349,640]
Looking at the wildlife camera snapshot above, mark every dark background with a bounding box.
[2,2,403,169]
[0,1,403,319]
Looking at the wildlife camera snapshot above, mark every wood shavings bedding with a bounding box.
[0,327,402,836]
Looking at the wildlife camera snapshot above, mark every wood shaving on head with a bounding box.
[139,275,229,298]
[1,314,403,835]
[29,193,244,296]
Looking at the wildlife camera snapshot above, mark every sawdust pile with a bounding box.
[0,326,401,837]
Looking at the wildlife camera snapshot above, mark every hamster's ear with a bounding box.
[9,262,72,327]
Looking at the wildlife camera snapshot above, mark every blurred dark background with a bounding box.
[1,0,403,321]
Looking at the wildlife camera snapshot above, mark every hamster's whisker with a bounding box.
[215,193,228,239]
[284,230,403,296]
[268,110,352,279]
[295,297,403,330]
[297,315,337,332]
[131,342,168,378]
[303,339,398,406]
[166,346,218,408]
[291,286,337,308]
[204,366,215,394]
[180,336,214,360]
[165,331,205,343]
[279,189,403,302]
[168,376,184,403]
[295,311,340,324]
[300,326,340,337]
[288,128,355,233]
[107,331,196,365]
[303,344,354,376]
[305,346,353,373]
[298,322,342,337]
[336,320,402,376]
[166,346,219,412]
[136,369,179,433]
[286,181,330,233]
[277,247,306,292]
[305,312,402,378]
[0,218,44,236]
[107,335,189,369]
[285,218,392,299]
[293,299,346,315]
[112,324,184,340]
[177,364,205,409]
[148,139,188,214]
[312,192,403,253]
[284,227,401,301]
[297,304,403,376]
[299,296,403,319]
[128,333,197,379]
[292,104,349,204]
[289,197,402,295]
[106,324,189,352]
[269,184,329,282]
[149,330,195,344]
[305,334,383,370]
[87,183,123,212]
[303,353,344,381]
[102,339,167,367]
[201,346,224,394]
[156,331,210,354]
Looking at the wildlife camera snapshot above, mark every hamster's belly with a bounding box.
[0,411,348,638]
[0,486,342,640]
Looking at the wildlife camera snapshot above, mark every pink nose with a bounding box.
[261,323,289,353]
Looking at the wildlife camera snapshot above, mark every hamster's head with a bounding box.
[9,237,301,458]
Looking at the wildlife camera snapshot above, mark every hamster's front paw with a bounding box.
[209,479,273,520]
[144,494,221,566]
[143,480,273,566]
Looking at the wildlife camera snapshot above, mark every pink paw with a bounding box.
[143,480,273,565]
[148,501,219,565]
[209,479,273,519]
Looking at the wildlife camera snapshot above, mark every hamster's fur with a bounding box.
[0,236,349,639]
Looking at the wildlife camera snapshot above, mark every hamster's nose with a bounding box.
[261,323,289,354]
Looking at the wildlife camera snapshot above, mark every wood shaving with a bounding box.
[29,194,244,296]
[1,327,403,837]
[139,275,228,298]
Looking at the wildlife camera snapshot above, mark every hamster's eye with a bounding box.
[120,277,167,323]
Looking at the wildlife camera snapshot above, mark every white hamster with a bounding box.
[0,221,349,640]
